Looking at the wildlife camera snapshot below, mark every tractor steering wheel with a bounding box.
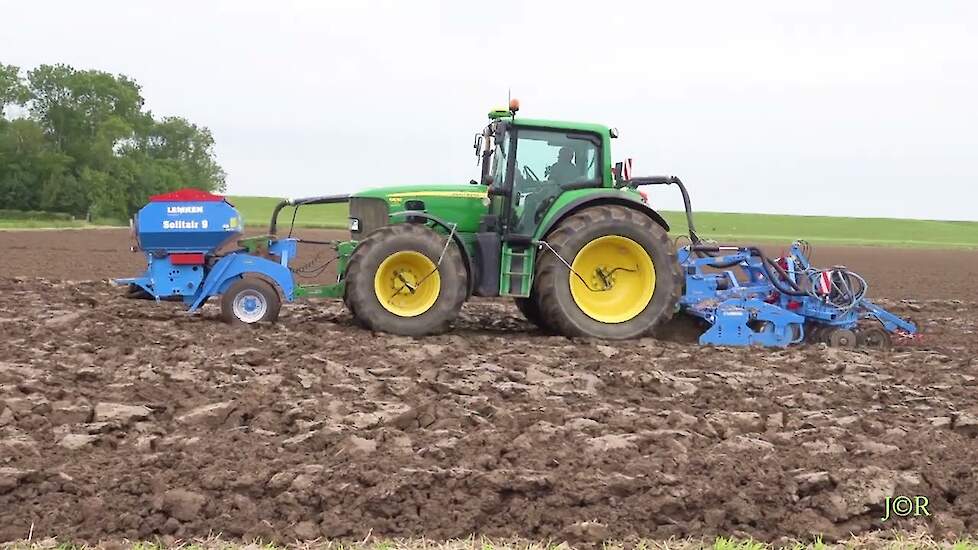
[522,165,540,183]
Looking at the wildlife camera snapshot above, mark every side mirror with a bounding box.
[473,133,483,154]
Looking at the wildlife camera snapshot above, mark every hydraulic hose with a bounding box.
[268,199,291,236]
[268,194,350,235]
[671,177,700,244]
[760,254,806,296]
[626,176,700,244]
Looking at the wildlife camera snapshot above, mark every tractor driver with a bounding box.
[546,146,578,184]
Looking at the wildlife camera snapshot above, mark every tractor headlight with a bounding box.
[349,217,360,231]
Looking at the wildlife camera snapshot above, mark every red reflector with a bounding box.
[170,253,205,265]
[787,300,802,310]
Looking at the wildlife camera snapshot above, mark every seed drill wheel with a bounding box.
[125,283,153,300]
[344,224,467,336]
[221,278,282,325]
[534,205,681,339]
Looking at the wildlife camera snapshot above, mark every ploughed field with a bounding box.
[0,229,977,545]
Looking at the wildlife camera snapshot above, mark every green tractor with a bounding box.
[272,101,684,339]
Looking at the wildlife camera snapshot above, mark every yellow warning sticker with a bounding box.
[386,191,487,199]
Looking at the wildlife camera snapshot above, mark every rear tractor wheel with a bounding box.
[534,205,682,339]
[344,224,467,336]
[513,291,554,333]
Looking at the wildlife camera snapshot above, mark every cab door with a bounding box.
[507,129,601,238]
[473,122,513,296]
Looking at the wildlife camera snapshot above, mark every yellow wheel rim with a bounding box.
[569,235,656,323]
[374,251,441,317]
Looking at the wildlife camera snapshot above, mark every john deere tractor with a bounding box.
[121,102,685,337]
[261,100,684,339]
[121,102,919,347]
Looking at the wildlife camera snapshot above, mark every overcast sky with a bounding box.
[2,1,976,220]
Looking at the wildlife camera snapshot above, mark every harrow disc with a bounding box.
[827,328,857,348]
[857,326,892,350]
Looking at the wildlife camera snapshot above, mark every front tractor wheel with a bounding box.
[344,224,467,336]
[534,205,682,339]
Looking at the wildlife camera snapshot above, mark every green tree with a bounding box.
[27,64,143,166]
[0,62,226,218]
[124,115,227,192]
[0,64,29,113]
[0,118,71,211]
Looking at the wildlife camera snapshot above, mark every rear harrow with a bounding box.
[676,241,918,348]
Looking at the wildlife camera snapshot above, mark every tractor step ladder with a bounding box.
[500,243,534,297]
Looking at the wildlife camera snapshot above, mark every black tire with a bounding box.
[344,224,467,336]
[221,278,282,325]
[514,291,554,332]
[125,284,153,300]
[535,205,682,339]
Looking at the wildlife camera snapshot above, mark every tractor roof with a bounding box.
[493,115,612,136]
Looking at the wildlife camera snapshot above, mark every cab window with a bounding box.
[514,129,599,187]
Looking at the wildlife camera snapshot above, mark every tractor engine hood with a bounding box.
[349,184,490,237]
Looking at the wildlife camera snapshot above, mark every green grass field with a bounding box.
[230,195,349,230]
[2,195,976,249]
[228,195,978,249]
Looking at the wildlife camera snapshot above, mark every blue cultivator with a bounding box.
[676,241,917,348]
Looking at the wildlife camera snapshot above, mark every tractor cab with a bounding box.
[465,102,668,316]
[475,102,613,240]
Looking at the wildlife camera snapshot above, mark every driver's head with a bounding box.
[558,147,574,163]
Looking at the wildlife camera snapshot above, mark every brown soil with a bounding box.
[0,229,976,545]
[2,228,976,301]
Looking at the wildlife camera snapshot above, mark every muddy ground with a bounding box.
[0,229,977,545]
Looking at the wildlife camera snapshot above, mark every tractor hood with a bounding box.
[352,184,489,201]
[351,184,490,234]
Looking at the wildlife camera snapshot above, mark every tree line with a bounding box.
[0,63,225,219]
